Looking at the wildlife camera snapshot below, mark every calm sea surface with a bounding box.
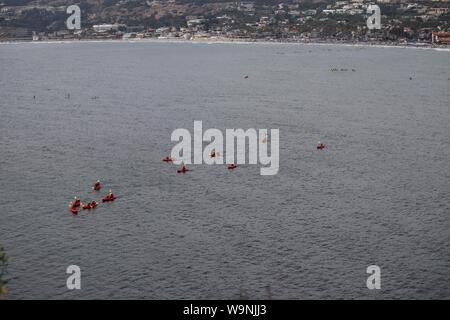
[0,41,449,299]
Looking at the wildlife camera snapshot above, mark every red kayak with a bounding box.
[70,207,78,215]
[82,203,92,210]
[227,164,237,170]
[162,157,174,162]
[93,183,101,191]
[317,145,325,150]
[90,201,98,208]
[73,199,81,207]
[102,196,116,202]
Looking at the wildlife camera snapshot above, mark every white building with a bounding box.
[187,19,206,27]
[93,24,120,33]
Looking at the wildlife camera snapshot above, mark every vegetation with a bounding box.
[0,245,8,299]
[1,0,449,42]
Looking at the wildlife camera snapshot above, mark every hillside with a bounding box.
[1,0,449,43]
[0,1,331,30]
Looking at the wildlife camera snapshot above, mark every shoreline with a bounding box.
[1,37,449,51]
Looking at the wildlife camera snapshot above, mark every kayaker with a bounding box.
[262,133,267,144]
[102,192,116,202]
[93,180,101,191]
[107,189,115,199]
[82,202,92,210]
[71,197,81,208]
[317,141,325,150]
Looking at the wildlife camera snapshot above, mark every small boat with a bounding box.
[177,166,189,173]
[70,207,78,215]
[162,156,174,162]
[227,164,237,170]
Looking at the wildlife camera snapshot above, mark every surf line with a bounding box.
[170,121,279,175]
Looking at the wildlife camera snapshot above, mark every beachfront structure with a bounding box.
[187,18,206,27]
[93,24,120,33]
[428,8,450,15]
[431,32,450,44]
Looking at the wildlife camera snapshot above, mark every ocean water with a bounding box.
[0,41,449,299]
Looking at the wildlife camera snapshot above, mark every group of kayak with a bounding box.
[69,142,325,214]
[162,142,325,173]
[69,199,99,214]
[162,152,238,173]
[69,180,116,215]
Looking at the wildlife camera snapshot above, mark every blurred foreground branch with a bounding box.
[0,245,8,299]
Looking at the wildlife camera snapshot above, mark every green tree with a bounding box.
[0,245,8,299]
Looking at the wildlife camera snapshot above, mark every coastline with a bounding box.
[1,37,449,51]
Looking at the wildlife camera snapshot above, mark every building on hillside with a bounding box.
[428,8,450,15]
[93,24,122,33]
[432,32,450,44]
